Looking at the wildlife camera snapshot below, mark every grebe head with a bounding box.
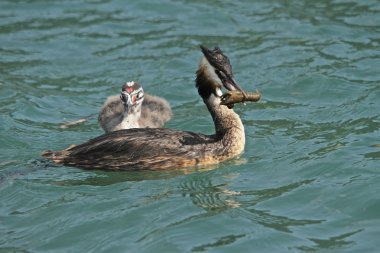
[197,45,247,100]
[120,81,144,114]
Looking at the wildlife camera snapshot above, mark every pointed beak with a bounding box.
[123,102,132,114]
[223,75,247,98]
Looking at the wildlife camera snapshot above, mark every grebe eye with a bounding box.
[120,94,127,102]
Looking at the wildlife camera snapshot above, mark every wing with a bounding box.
[98,95,123,132]
[140,93,172,128]
[61,128,217,170]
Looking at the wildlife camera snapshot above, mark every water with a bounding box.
[1,0,379,252]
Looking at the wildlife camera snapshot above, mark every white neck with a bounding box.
[117,104,142,130]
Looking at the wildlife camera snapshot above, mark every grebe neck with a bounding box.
[205,94,245,150]
[119,107,142,129]
[195,57,246,156]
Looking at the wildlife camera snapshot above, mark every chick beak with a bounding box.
[124,102,132,114]
[121,93,133,114]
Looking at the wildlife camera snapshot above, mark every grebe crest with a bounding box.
[197,46,246,102]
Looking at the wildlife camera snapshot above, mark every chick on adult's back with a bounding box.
[60,81,172,132]
[98,81,172,132]
[43,46,251,171]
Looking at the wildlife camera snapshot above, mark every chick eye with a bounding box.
[137,91,144,99]
[120,94,126,102]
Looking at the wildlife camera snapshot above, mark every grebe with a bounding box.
[98,81,172,132]
[43,46,250,170]
[60,82,172,131]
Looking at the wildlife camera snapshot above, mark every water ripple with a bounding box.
[1,0,379,252]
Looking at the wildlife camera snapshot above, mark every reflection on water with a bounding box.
[364,148,380,160]
[191,234,246,252]
[296,229,364,252]
[180,173,322,232]
[23,156,248,186]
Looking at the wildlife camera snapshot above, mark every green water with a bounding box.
[1,0,379,252]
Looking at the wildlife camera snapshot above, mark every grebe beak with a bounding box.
[219,71,248,98]
[224,75,247,97]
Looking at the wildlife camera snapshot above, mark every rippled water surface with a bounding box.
[1,0,380,252]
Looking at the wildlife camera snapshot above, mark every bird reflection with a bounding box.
[179,174,323,233]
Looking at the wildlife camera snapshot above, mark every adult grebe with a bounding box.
[43,46,251,170]
[98,81,172,132]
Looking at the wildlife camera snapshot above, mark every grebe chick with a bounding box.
[42,46,250,171]
[98,81,172,133]
[60,82,171,131]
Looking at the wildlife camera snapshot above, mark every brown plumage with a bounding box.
[42,46,252,171]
